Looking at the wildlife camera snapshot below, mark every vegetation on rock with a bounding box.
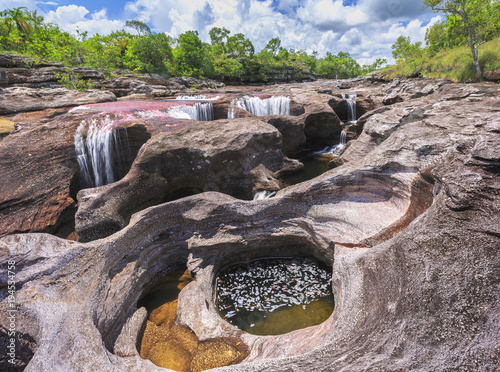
[388,0,500,81]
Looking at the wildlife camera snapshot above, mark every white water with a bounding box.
[341,93,357,122]
[229,96,290,118]
[329,130,347,157]
[176,94,220,100]
[167,103,214,121]
[75,116,130,188]
[312,130,347,157]
[253,190,277,200]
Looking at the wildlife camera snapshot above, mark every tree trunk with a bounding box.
[466,22,483,80]
[470,44,483,80]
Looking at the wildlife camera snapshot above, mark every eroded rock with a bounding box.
[75,118,290,241]
[0,87,116,114]
[0,78,499,372]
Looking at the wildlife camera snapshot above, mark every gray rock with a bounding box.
[0,87,116,114]
[0,78,499,372]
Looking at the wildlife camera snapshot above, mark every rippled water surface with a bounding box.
[216,257,334,335]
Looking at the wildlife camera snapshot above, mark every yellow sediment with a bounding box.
[0,118,15,135]
[140,282,249,372]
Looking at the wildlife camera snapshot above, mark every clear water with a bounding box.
[280,155,331,186]
[216,257,334,335]
[138,267,193,314]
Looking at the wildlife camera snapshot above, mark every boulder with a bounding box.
[0,109,80,238]
[75,118,290,242]
[292,92,342,145]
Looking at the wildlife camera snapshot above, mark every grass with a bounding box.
[381,36,500,82]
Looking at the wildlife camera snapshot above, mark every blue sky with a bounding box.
[2,0,440,64]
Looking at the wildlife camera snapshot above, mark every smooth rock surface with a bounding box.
[0,87,116,114]
[0,78,499,372]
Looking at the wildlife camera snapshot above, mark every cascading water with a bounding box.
[253,190,277,200]
[341,93,357,123]
[229,96,290,118]
[329,130,347,157]
[167,102,214,121]
[176,94,220,100]
[75,116,131,188]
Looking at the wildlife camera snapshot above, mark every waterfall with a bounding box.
[229,96,290,117]
[253,190,277,200]
[75,117,130,188]
[167,102,214,121]
[176,94,220,100]
[341,93,357,122]
[329,131,347,157]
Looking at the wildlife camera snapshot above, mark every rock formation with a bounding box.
[0,74,499,372]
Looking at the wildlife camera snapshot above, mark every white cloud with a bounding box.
[1,0,440,66]
[44,5,125,36]
[297,0,370,32]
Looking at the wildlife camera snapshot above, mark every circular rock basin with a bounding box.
[216,257,334,335]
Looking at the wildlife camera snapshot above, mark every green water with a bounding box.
[216,257,334,335]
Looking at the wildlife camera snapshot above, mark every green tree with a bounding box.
[391,35,425,76]
[125,20,151,36]
[209,26,230,56]
[226,33,254,58]
[124,33,173,74]
[424,0,496,79]
[0,7,32,34]
[173,31,214,78]
[316,51,362,79]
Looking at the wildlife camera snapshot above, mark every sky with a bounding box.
[1,0,442,65]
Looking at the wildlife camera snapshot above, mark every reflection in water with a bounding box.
[280,155,331,186]
[138,267,249,372]
[216,257,334,335]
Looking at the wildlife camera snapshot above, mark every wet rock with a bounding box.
[0,110,80,238]
[292,92,342,145]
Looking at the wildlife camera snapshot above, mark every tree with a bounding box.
[125,20,151,36]
[424,0,495,79]
[209,26,230,56]
[392,35,423,61]
[0,7,32,34]
[124,33,173,74]
[173,31,214,78]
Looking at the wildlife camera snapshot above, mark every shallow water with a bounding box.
[280,156,331,186]
[216,257,334,335]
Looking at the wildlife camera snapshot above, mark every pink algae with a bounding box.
[72,100,200,133]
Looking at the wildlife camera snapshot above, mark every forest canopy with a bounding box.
[0,7,384,82]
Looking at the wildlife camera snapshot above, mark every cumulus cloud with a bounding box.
[4,0,441,66]
[44,5,126,36]
[297,0,370,32]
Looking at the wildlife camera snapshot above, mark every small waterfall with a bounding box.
[75,117,131,188]
[176,94,220,100]
[253,190,277,200]
[330,130,347,157]
[229,96,290,117]
[167,102,214,121]
[341,93,357,122]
